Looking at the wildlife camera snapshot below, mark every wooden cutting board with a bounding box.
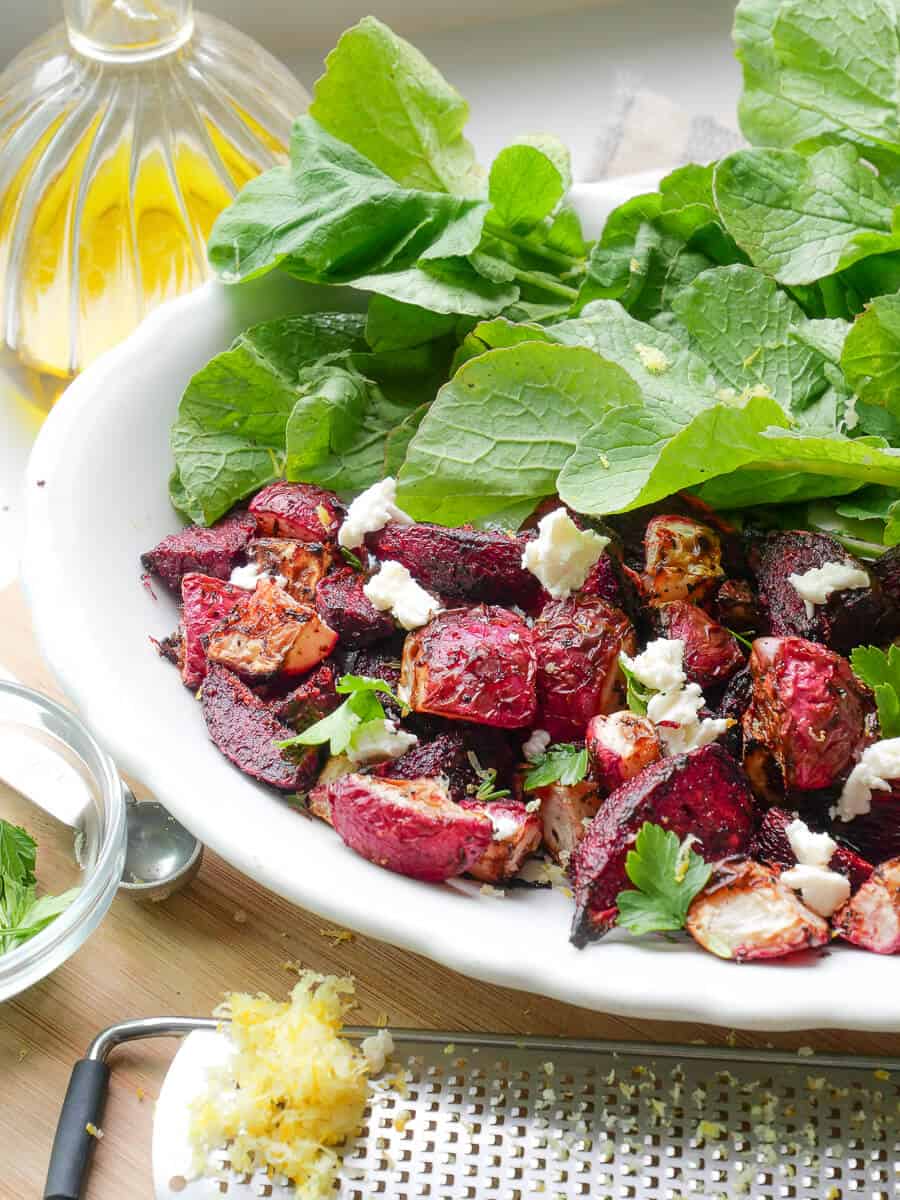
[1,579,898,1200]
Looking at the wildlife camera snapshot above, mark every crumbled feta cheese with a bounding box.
[780,863,850,918]
[837,737,900,821]
[338,477,413,550]
[346,720,418,765]
[621,638,686,693]
[488,810,521,842]
[360,1029,394,1074]
[523,729,551,761]
[787,561,869,618]
[521,508,609,599]
[363,561,441,630]
[634,342,670,374]
[647,683,728,754]
[229,562,286,590]
[786,818,836,868]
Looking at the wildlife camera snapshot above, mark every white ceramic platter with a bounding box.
[24,176,900,1030]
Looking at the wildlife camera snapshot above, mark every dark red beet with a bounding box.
[201,663,318,791]
[249,481,342,542]
[533,597,636,741]
[753,530,898,653]
[372,732,480,803]
[569,743,754,945]
[873,545,900,609]
[655,601,745,692]
[716,665,752,760]
[715,578,758,634]
[274,664,340,730]
[180,573,244,689]
[742,637,869,796]
[316,567,396,646]
[401,606,537,729]
[141,512,255,591]
[366,521,544,610]
[751,806,873,891]
[833,788,900,865]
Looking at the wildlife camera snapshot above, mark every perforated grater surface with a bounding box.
[143,1028,900,1200]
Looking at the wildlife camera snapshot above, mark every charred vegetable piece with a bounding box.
[751,806,873,892]
[207,577,338,680]
[742,637,868,797]
[372,731,480,804]
[180,572,244,689]
[366,521,544,610]
[569,743,754,946]
[580,552,643,620]
[686,860,830,962]
[323,774,493,882]
[142,511,256,591]
[400,606,537,729]
[655,601,745,692]
[641,515,725,607]
[586,711,661,794]
[249,481,342,542]
[753,530,897,653]
[246,538,334,603]
[533,597,636,741]
[201,663,318,791]
[316,567,396,646]
[715,578,758,634]
[274,664,340,731]
[536,780,603,866]
[833,858,900,954]
[873,545,900,610]
[460,799,542,882]
[833,788,900,865]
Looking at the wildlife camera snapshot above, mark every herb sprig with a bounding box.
[523,743,589,790]
[615,823,712,937]
[278,675,400,757]
[0,820,79,955]
[850,645,900,738]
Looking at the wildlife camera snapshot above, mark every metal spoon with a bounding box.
[119,787,203,901]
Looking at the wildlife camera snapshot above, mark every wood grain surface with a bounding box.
[2,578,899,1200]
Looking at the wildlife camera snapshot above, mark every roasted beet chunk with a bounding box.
[141,511,255,590]
[742,637,868,798]
[686,860,829,962]
[245,538,333,603]
[655,601,744,692]
[533,597,636,741]
[753,530,897,652]
[833,787,900,865]
[366,522,544,610]
[201,663,318,791]
[372,731,480,803]
[569,743,754,945]
[324,774,492,881]
[833,858,900,954]
[274,664,340,730]
[715,578,758,634]
[751,806,873,891]
[641,515,725,607]
[316,567,396,647]
[401,606,537,729]
[249,481,342,542]
[180,572,243,689]
[206,578,338,680]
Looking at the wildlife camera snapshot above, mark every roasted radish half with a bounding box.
[142,511,256,591]
[461,799,542,882]
[535,780,603,866]
[686,860,830,961]
[641,515,725,607]
[833,858,900,954]
[654,601,744,692]
[323,774,493,881]
[586,711,661,794]
[245,537,333,603]
[249,481,343,542]
[180,572,243,689]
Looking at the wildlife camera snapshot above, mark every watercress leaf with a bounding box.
[397,341,641,524]
[546,206,589,258]
[384,404,429,475]
[365,295,457,351]
[842,292,900,418]
[713,145,900,285]
[309,16,482,196]
[488,142,566,232]
[835,485,900,522]
[615,822,712,936]
[350,258,518,317]
[0,820,36,887]
[170,422,283,527]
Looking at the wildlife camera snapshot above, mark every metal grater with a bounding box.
[148,1029,900,1200]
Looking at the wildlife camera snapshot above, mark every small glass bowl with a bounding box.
[0,681,127,1002]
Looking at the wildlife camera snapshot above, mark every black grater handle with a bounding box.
[44,1058,111,1200]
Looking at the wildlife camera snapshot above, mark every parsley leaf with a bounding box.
[523,743,589,790]
[277,675,398,756]
[0,820,79,955]
[850,644,900,737]
[617,657,654,717]
[615,822,713,936]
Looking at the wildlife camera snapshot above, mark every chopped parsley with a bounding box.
[277,675,397,756]
[850,644,900,737]
[615,822,712,937]
[524,742,589,790]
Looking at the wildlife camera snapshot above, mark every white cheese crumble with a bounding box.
[780,864,850,918]
[837,737,900,822]
[521,507,609,599]
[786,818,836,868]
[346,719,418,765]
[363,561,441,630]
[523,729,551,762]
[787,560,869,619]
[488,810,522,842]
[360,1029,394,1074]
[229,562,286,590]
[338,477,413,550]
[621,638,686,693]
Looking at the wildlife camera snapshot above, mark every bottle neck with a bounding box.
[64,0,194,63]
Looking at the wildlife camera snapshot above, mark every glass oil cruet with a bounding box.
[0,1,308,386]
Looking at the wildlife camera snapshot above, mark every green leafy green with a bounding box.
[488,139,568,232]
[278,675,399,757]
[850,644,900,737]
[615,823,713,937]
[618,658,654,716]
[0,820,78,955]
[365,295,459,352]
[842,292,900,418]
[523,744,589,790]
